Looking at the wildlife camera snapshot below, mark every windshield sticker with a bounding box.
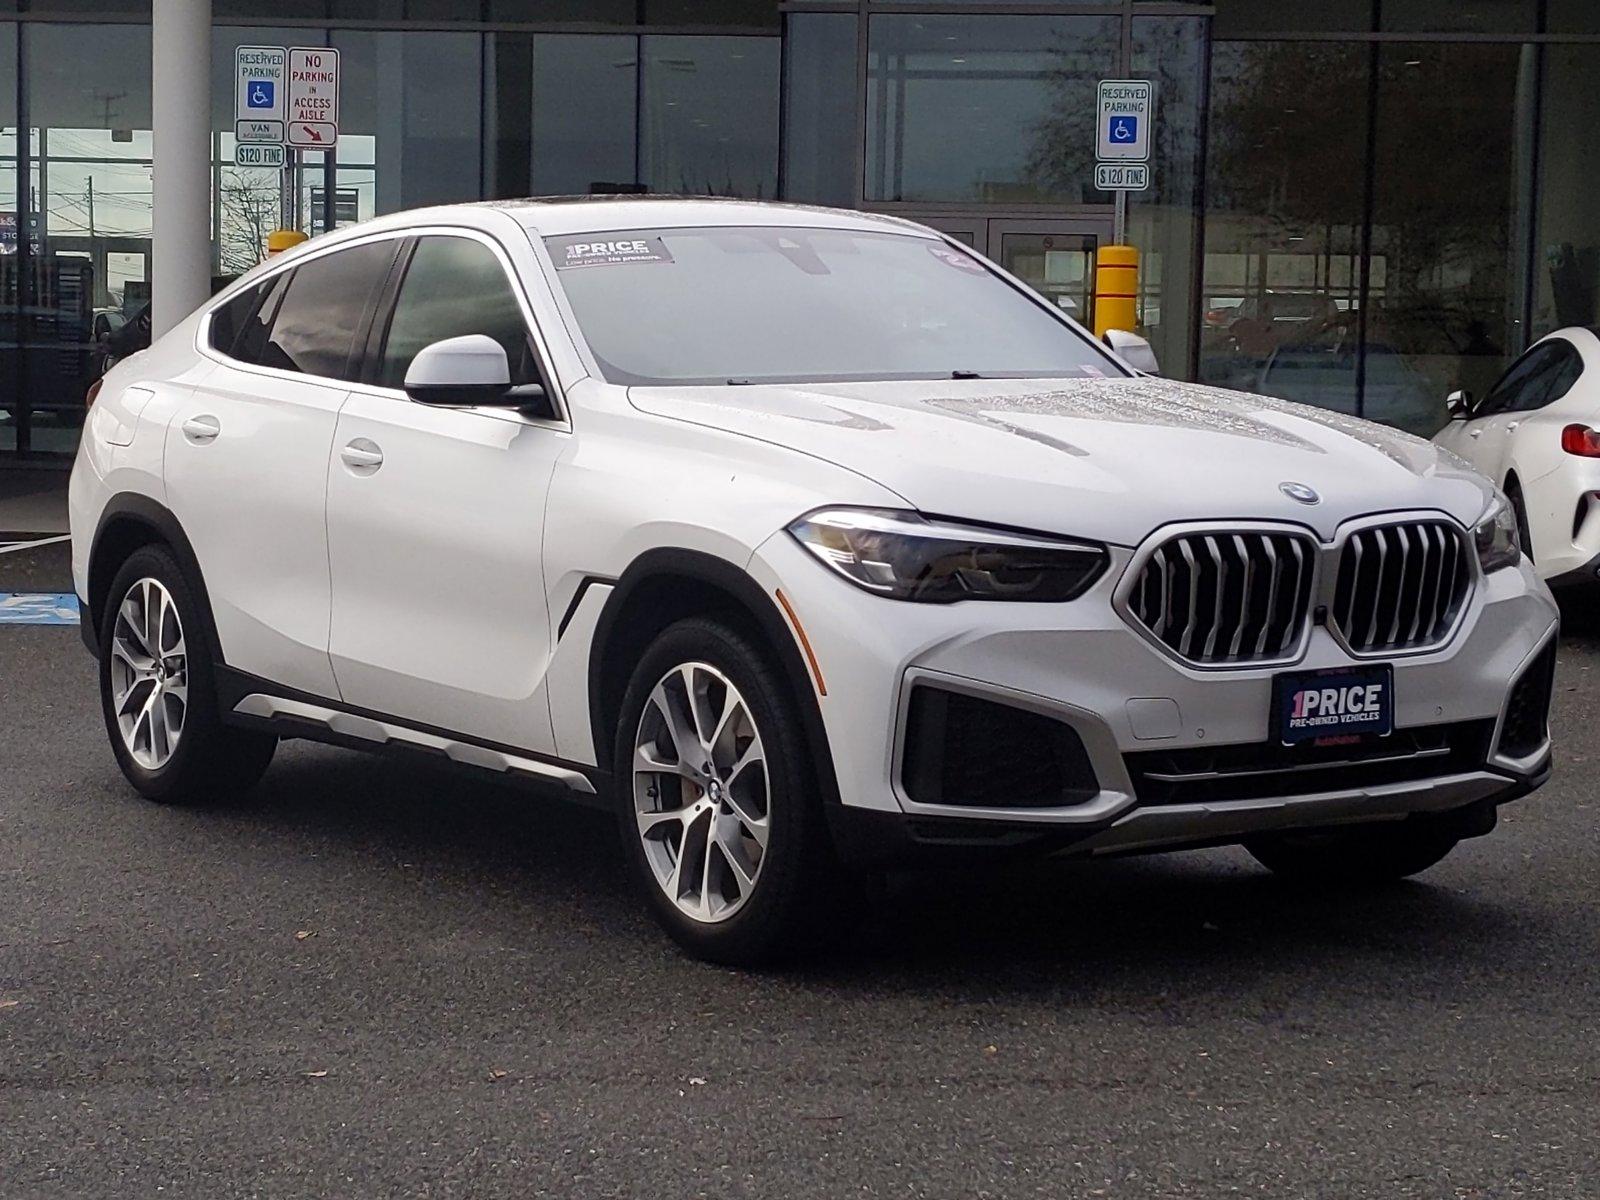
[927,244,987,275]
[550,235,674,269]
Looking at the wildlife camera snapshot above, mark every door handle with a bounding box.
[340,440,384,471]
[181,415,221,444]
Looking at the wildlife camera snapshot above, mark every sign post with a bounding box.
[1095,78,1154,244]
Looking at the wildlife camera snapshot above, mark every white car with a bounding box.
[1434,327,1600,586]
[70,199,1558,964]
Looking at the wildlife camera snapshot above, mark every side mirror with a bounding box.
[404,334,532,408]
[1103,328,1160,376]
[1446,388,1473,420]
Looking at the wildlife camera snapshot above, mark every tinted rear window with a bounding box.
[231,240,398,381]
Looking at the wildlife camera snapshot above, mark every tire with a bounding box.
[1245,821,1460,886]
[1506,481,1534,566]
[99,545,277,804]
[613,616,842,966]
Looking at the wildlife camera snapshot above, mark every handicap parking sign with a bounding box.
[247,80,276,109]
[1109,115,1138,143]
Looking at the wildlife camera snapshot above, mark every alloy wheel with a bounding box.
[108,577,189,770]
[632,661,770,924]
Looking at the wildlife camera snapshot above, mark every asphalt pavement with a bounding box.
[2,536,1597,1198]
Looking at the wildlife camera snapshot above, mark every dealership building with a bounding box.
[3,0,1599,461]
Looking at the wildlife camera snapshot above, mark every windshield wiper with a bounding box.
[950,370,985,380]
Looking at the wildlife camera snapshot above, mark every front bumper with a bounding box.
[749,530,1558,863]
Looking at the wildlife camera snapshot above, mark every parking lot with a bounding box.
[2,529,1598,1198]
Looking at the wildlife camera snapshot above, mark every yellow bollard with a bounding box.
[1093,244,1140,338]
[265,228,309,258]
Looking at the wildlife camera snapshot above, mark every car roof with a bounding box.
[294,196,938,246]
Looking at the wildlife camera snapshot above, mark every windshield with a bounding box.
[542,225,1123,386]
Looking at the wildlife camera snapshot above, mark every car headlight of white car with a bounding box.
[788,507,1108,602]
[1474,497,1522,575]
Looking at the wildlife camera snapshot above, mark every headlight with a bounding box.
[1474,497,1521,574]
[787,508,1108,603]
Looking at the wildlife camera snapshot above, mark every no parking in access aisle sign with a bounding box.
[287,47,340,150]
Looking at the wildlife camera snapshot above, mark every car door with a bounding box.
[324,229,569,753]
[165,236,400,698]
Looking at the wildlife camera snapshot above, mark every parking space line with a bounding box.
[0,534,72,556]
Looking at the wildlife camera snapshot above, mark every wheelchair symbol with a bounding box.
[247,81,276,109]
[1109,115,1138,143]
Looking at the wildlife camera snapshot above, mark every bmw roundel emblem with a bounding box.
[1279,481,1320,505]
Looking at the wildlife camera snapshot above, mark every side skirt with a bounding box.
[215,667,610,811]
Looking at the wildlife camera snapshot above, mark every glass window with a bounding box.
[244,240,396,379]
[231,269,293,367]
[20,21,153,457]
[1211,0,1372,35]
[1380,0,1536,33]
[1366,43,1530,434]
[331,30,483,219]
[209,280,269,358]
[640,36,779,198]
[1547,0,1600,32]
[1533,46,1600,337]
[544,225,1122,386]
[530,34,637,195]
[1200,43,1370,417]
[377,236,540,390]
[1,20,15,454]
[1130,15,1205,381]
[782,13,857,207]
[866,15,1120,204]
[1477,340,1580,416]
[488,1,634,19]
[644,1,777,27]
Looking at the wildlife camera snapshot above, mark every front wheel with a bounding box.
[1245,822,1460,885]
[614,617,841,965]
[99,546,277,804]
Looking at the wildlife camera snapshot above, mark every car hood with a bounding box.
[627,376,1496,545]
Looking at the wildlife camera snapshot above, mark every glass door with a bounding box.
[989,220,1107,327]
[888,215,1114,328]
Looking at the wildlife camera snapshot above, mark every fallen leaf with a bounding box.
[689,1077,707,1086]
[488,1069,508,1081]
[983,1045,998,1056]
[303,1070,328,1078]
[295,930,316,941]
[0,999,20,1010]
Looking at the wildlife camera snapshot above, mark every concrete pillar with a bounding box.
[151,0,212,338]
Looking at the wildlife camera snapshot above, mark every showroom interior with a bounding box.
[3,0,1600,461]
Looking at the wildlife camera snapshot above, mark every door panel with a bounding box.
[165,364,347,697]
[325,395,566,752]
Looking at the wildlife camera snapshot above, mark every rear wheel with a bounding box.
[99,546,277,804]
[1245,822,1460,885]
[614,617,841,965]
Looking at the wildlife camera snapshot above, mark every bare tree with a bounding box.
[217,168,281,274]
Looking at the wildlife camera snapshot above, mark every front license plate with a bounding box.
[1273,665,1394,746]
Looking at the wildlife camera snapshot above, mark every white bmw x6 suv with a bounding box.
[71,198,1558,963]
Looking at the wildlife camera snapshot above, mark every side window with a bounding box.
[234,240,398,381]
[376,236,544,391]
[1532,341,1582,410]
[1476,343,1563,417]
[230,270,293,367]
[209,280,269,357]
